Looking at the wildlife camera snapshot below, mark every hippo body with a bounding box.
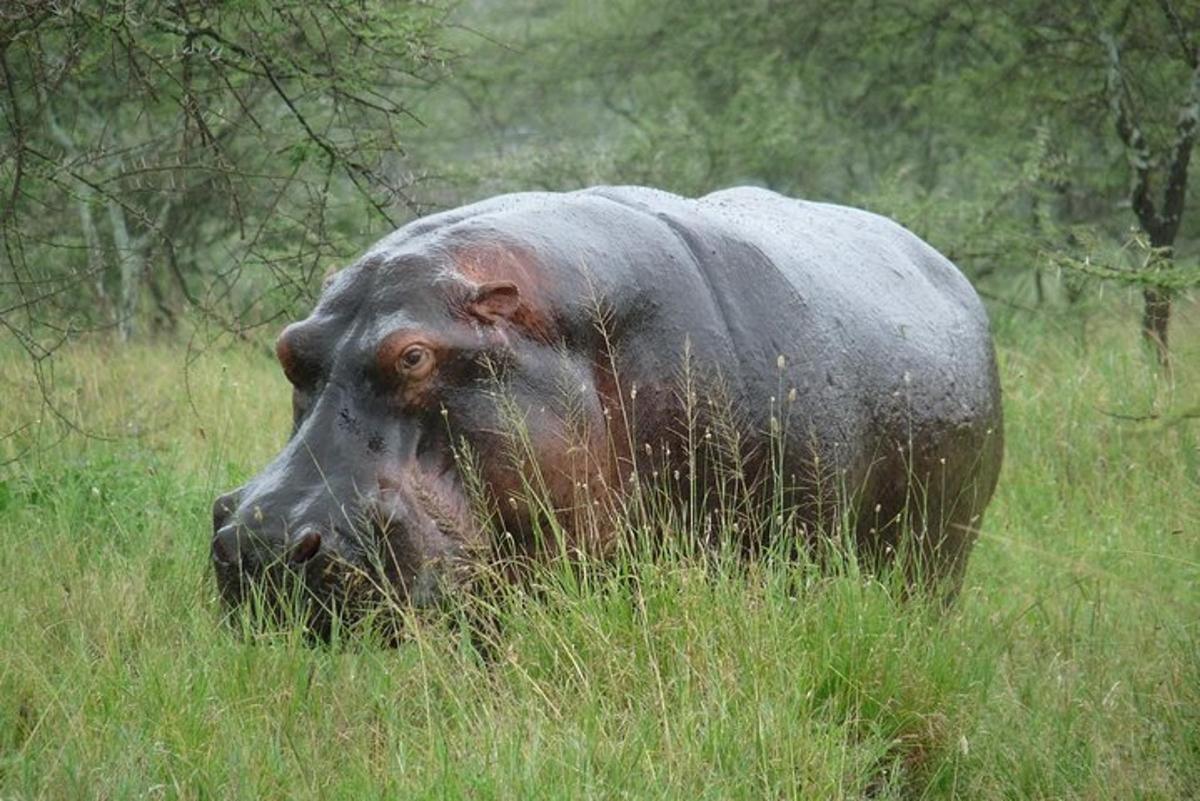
[212,186,1003,625]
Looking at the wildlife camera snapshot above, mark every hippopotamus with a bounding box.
[210,185,1003,630]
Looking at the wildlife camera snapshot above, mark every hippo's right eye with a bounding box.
[395,344,434,379]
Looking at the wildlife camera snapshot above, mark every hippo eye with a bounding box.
[396,344,434,378]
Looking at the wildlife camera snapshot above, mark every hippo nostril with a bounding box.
[288,528,322,564]
[212,525,242,566]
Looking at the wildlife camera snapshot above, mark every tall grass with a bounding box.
[1,300,1197,799]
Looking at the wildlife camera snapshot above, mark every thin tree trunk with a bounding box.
[1141,240,1173,366]
[1141,286,1170,359]
[44,106,114,325]
[76,193,111,321]
[105,200,139,343]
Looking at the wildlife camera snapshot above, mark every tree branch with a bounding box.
[0,45,26,231]
[1155,0,1198,69]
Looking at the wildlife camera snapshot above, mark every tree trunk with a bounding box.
[106,200,139,343]
[1141,286,1171,364]
[44,105,114,326]
[1140,238,1173,367]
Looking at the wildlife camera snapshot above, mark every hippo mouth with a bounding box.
[212,534,350,640]
[367,466,486,610]
[213,465,484,639]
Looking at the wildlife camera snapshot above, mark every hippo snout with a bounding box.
[211,489,241,532]
[210,521,325,570]
[209,461,481,630]
[208,481,353,623]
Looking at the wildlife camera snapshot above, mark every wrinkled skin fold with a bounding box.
[211,185,1004,633]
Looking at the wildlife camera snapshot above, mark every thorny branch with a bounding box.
[0,2,449,444]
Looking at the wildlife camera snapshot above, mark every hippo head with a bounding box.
[210,236,614,634]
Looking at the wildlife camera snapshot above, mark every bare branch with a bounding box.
[147,14,413,222]
[1155,0,1198,69]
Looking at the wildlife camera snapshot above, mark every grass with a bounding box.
[0,299,1197,799]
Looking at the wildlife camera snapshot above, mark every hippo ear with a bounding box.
[468,281,521,324]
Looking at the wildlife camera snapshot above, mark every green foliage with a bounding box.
[0,0,453,347]
[2,0,1196,353]
[411,0,1199,305]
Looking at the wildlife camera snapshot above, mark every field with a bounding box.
[0,300,1197,799]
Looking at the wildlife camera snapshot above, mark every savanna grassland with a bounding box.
[0,298,1197,800]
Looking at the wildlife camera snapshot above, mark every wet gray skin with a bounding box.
[211,186,1003,633]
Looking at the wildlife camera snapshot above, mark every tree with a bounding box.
[1099,1,1199,364]
[1,0,451,356]
[420,0,1197,357]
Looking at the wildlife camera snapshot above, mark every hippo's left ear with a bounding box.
[467,281,521,324]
